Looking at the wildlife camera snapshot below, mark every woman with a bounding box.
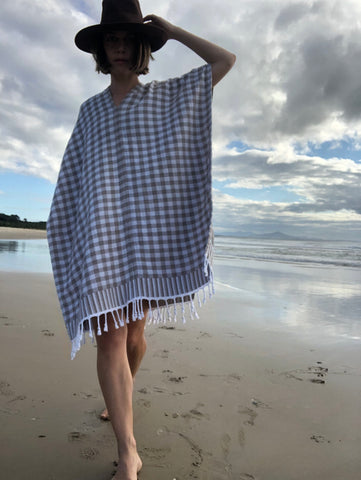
[47,1,235,478]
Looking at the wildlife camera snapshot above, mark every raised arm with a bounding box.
[143,15,236,86]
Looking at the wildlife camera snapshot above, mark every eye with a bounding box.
[104,34,118,44]
[125,34,136,44]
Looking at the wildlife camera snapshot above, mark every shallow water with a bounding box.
[1,237,360,341]
[214,257,361,341]
[0,239,51,273]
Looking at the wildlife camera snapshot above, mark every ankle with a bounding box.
[117,435,137,456]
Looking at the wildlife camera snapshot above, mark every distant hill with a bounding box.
[218,231,321,241]
[250,231,302,240]
[0,213,46,231]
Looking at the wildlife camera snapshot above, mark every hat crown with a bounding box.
[75,0,168,53]
[101,0,143,25]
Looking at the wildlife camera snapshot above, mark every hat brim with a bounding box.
[75,23,168,53]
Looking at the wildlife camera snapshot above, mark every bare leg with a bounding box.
[95,315,141,480]
[127,316,147,377]
[101,308,147,420]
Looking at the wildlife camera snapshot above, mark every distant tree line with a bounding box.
[0,213,46,230]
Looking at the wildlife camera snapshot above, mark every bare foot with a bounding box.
[112,449,142,480]
[136,452,142,473]
[100,407,110,421]
[113,454,142,474]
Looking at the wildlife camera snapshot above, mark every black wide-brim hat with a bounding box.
[75,0,168,53]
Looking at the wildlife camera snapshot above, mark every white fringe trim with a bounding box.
[70,253,215,360]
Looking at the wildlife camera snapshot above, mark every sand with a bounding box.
[0,227,47,239]
[0,228,360,479]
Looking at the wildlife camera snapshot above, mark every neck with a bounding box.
[109,71,140,103]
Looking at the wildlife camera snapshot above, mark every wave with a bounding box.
[214,237,361,269]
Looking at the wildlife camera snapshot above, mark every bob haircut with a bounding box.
[92,32,153,75]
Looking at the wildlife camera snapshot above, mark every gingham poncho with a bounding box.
[47,64,214,358]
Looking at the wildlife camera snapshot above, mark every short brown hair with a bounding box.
[92,33,153,75]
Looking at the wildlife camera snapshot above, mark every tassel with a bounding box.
[132,300,136,322]
[190,298,199,320]
[119,309,125,327]
[113,311,120,329]
[148,305,153,323]
[181,297,186,324]
[140,299,145,319]
[197,290,202,307]
[156,299,160,324]
[173,300,177,322]
[89,319,94,339]
[166,300,171,322]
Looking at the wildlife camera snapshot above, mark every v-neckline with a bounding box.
[106,83,143,108]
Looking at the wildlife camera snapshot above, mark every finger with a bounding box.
[143,14,156,23]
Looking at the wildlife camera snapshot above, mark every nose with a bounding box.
[115,39,126,51]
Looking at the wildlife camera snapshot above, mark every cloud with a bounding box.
[213,146,361,215]
[3,0,361,169]
[212,188,361,239]
[210,0,361,146]
[1,0,361,238]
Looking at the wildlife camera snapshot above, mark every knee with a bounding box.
[127,324,146,352]
[94,317,127,354]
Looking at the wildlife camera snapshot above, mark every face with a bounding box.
[103,31,137,72]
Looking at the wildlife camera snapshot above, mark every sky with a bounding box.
[1,0,361,240]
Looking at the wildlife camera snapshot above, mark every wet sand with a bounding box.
[0,268,360,480]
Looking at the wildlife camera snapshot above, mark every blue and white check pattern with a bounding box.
[47,64,213,357]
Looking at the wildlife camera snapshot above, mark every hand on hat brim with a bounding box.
[143,15,176,39]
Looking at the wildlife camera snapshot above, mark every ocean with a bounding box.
[1,236,360,340]
[1,236,360,273]
[215,236,361,269]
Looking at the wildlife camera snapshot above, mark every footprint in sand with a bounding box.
[251,398,271,409]
[153,385,168,394]
[310,434,331,444]
[139,446,171,460]
[0,407,20,415]
[77,392,97,399]
[0,380,14,397]
[154,349,169,359]
[225,332,244,339]
[178,432,204,469]
[240,474,257,480]
[181,403,210,421]
[168,376,187,383]
[137,386,150,394]
[135,398,151,409]
[220,433,231,459]
[41,329,55,337]
[79,447,100,460]
[113,397,151,423]
[226,373,243,384]
[238,406,258,426]
[238,428,246,447]
[153,428,205,476]
[68,431,87,442]
[196,331,212,339]
[7,395,26,404]
[281,364,328,384]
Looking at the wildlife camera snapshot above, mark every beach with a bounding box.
[0,228,360,479]
[0,227,47,239]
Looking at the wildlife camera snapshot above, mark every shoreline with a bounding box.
[0,270,360,479]
[0,226,47,239]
